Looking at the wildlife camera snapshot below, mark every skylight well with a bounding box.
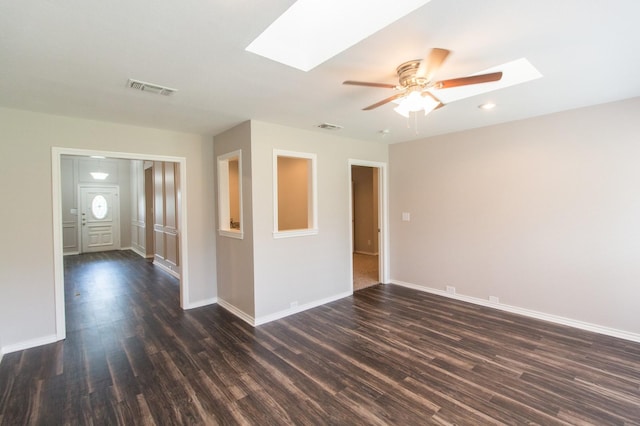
[246,0,432,72]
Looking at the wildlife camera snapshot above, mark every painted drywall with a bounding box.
[213,121,255,317]
[389,97,640,335]
[250,121,388,320]
[0,107,216,351]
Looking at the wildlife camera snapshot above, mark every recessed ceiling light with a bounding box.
[90,155,106,159]
[246,0,432,72]
[479,102,496,110]
[90,172,109,180]
[431,58,542,104]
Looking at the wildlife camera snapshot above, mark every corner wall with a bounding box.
[389,97,640,337]
[251,121,388,321]
[213,121,256,319]
[0,107,217,353]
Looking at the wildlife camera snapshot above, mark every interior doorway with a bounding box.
[52,147,189,342]
[349,160,387,291]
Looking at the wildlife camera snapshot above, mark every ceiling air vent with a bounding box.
[317,122,343,131]
[127,79,177,96]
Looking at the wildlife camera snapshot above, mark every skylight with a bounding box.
[246,0,432,72]
[431,58,543,103]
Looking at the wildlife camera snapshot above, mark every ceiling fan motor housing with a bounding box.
[396,60,428,89]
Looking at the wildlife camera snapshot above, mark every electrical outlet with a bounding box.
[367,239,371,246]
[446,286,456,294]
[489,296,499,304]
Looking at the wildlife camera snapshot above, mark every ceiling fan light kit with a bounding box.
[393,91,440,118]
[343,48,514,119]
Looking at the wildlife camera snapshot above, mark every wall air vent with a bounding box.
[317,123,343,131]
[127,79,177,96]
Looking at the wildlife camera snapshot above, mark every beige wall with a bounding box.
[277,156,310,231]
[389,97,640,335]
[228,159,240,225]
[0,107,216,351]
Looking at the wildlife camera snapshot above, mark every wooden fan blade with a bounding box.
[363,92,406,111]
[343,80,397,89]
[416,48,451,79]
[435,71,503,89]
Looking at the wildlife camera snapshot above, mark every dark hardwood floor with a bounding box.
[1,250,639,425]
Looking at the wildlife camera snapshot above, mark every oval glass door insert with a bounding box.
[91,195,108,219]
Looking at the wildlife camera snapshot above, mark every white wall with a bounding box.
[0,107,216,352]
[251,121,388,321]
[389,97,640,337]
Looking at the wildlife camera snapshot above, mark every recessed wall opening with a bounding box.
[218,150,243,239]
[273,149,318,238]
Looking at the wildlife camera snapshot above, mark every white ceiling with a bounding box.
[1,0,640,144]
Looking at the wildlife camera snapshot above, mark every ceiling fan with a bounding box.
[343,48,503,117]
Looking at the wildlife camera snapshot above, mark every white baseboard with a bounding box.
[1,334,59,355]
[390,280,640,343]
[217,298,255,326]
[254,290,353,326]
[153,261,180,279]
[63,251,80,256]
[129,246,144,258]
[184,297,218,310]
[217,290,354,327]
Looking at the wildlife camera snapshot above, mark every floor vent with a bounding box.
[127,79,177,96]
[317,122,343,131]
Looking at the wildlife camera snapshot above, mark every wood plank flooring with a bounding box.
[1,250,639,425]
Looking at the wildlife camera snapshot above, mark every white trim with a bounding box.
[154,260,181,279]
[272,228,318,239]
[390,280,640,344]
[63,251,81,256]
[219,230,244,239]
[184,297,218,310]
[273,149,318,237]
[217,298,256,326]
[130,246,146,258]
[254,290,353,326]
[52,147,190,343]
[1,334,58,355]
[348,159,389,285]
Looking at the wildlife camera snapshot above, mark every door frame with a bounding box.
[78,184,121,253]
[52,147,189,341]
[348,159,389,286]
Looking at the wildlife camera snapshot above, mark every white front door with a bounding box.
[80,186,120,253]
